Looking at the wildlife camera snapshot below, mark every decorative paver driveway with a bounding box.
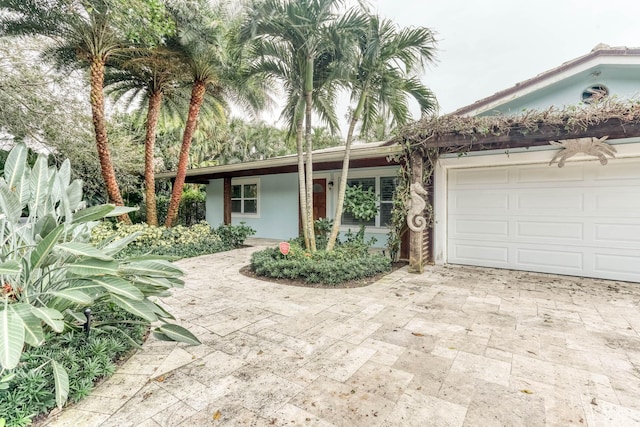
[44,243,640,426]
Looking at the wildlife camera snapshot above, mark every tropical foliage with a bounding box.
[0,143,199,411]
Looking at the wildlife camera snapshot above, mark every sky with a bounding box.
[372,0,640,114]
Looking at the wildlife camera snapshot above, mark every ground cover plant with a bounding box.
[90,222,255,259]
[0,143,200,426]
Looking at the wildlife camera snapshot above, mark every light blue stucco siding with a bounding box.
[206,173,300,240]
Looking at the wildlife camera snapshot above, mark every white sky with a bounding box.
[373,0,640,113]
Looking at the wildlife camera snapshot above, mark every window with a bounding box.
[342,175,397,228]
[581,84,608,104]
[231,180,258,215]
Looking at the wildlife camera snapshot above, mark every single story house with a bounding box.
[158,44,640,283]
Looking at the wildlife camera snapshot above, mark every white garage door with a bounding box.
[447,159,640,282]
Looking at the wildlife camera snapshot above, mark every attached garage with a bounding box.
[445,158,640,282]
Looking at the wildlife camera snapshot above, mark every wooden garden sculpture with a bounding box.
[407,182,428,232]
[548,136,616,167]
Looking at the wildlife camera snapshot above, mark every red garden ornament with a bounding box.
[279,242,290,256]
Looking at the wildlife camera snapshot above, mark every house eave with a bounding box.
[155,141,403,183]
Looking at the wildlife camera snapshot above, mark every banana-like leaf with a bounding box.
[31,307,65,333]
[67,259,118,276]
[71,204,115,224]
[0,260,20,275]
[152,330,174,342]
[30,224,64,270]
[104,206,138,218]
[50,289,94,305]
[89,276,144,300]
[3,142,27,192]
[0,183,22,223]
[10,303,44,347]
[15,171,30,209]
[58,159,71,188]
[51,359,69,409]
[34,214,58,240]
[110,294,157,322]
[64,309,87,324]
[56,243,113,261]
[151,303,175,320]
[120,260,183,277]
[156,323,201,345]
[101,231,142,256]
[29,155,51,218]
[0,307,24,370]
[65,180,83,212]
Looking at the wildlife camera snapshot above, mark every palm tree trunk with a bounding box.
[296,116,310,249]
[304,57,316,252]
[89,57,131,224]
[326,91,367,251]
[165,80,206,227]
[144,90,162,226]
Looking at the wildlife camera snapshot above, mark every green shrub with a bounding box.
[91,222,255,259]
[250,242,391,285]
[0,302,146,426]
[215,223,256,248]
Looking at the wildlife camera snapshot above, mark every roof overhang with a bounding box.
[156,141,403,184]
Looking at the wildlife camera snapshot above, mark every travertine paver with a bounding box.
[42,241,640,427]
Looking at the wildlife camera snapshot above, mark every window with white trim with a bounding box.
[342,175,397,228]
[231,179,259,216]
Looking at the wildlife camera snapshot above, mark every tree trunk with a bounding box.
[295,116,310,249]
[326,91,367,251]
[165,80,206,227]
[144,90,162,226]
[304,57,316,252]
[89,58,131,224]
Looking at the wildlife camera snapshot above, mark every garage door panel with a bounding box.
[452,191,508,210]
[516,221,584,240]
[451,168,508,185]
[594,253,640,276]
[447,159,640,282]
[594,223,640,247]
[517,165,585,183]
[454,219,509,236]
[516,248,584,270]
[594,190,640,211]
[516,192,584,211]
[451,243,509,264]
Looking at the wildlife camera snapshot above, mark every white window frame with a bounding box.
[231,178,260,218]
[336,169,398,231]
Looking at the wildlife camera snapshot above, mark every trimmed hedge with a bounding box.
[250,242,391,285]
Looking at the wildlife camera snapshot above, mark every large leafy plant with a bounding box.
[0,143,199,410]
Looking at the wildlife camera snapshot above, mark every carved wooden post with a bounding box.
[407,151,425,273]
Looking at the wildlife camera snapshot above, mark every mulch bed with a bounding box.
[239,261,408,289]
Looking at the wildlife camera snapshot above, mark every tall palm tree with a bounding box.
[325,13,438,250]
[241,0,362,251]
[164,0,269,227]
[0,0,135,223]
[105,47,188,225]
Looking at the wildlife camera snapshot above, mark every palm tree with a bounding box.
[0,0,136,223]
[241,0,363,251]
[105,47,188,225]
[326,13,438,250]
[164,1,269,227]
